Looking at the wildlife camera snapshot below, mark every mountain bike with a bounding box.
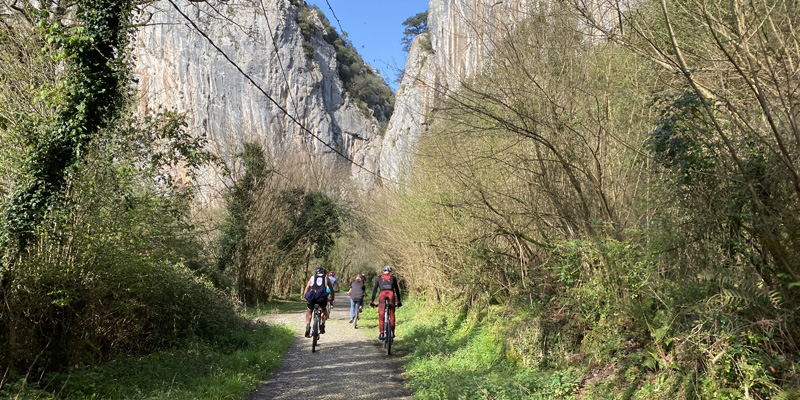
[311,303,322,353]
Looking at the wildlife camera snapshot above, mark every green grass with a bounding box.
[1,320,294,399]
[238,295,307,318]
[394,300,583,400]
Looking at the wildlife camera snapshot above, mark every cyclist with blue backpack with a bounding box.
[302,267,335,338]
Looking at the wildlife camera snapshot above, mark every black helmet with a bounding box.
[383,265,392,273]
[315,266,326,275]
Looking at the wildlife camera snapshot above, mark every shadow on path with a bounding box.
[251,302,412,399]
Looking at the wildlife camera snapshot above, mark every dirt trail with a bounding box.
[250,301,413,399]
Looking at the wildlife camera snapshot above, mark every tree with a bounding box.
[401,11,428,52]
[279,189,344,285]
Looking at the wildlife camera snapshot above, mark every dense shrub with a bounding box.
[370,0,800,398]
[0,110,236,377]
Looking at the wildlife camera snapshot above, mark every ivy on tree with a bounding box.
[1,0,133,264]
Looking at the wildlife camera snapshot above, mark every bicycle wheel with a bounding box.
[312,310,320,353]
[384,302,392,355]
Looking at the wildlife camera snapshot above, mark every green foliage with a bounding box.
[401,11,428,52]
[216,142,270,274]
[294,3,395,122]
[396,299,582,399]
[279,189,345,260]
[1,0,134,256]
[0,109,232,377]
[1,321,293,399]
[645,92,717,188]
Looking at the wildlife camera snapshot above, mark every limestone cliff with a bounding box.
[133,0,390,193]
[380,0,531,183]
[133,0,533,190]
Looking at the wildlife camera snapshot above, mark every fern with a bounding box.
[774,388,800,400]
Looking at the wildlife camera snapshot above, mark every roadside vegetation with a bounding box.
[370,1,800,398]
[0,0,341,397]
[2,322,293,399]
[4,0,800,398]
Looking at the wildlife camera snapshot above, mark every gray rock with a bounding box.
[380,0,531,184]
[133,0,385,192]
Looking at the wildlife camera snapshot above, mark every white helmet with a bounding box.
[383,265,392,273]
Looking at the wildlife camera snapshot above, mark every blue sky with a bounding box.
[307,0,429,91]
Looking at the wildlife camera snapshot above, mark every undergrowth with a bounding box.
[395,299,582,399]
[0,321,294,399]
[396,293,800,399]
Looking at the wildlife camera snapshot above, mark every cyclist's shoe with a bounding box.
[304,324,311,338]
[320,324,326,334]
[349,318,354,323]
[379,332,385,340]
[358,306,363,312]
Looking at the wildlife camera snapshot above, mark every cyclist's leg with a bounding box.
[318,297,328,334]
[350,298,356,320]
[305,301,313,337]
[305,302,313,324]
[386,292,396,335]
[378,291,388,335]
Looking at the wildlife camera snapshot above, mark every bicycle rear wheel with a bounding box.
[353,303,360,329]
[312,311,320,352]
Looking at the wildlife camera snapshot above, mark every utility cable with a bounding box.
[322,0,344,36]
[165,0,392,184]
[256,0,321,185]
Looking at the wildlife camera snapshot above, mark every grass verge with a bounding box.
[1,320,294,399]
[393,299,583,400]
[238,295,307,319]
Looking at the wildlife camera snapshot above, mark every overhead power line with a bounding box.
[323,0,345,35]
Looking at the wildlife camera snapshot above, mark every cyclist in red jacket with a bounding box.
[370,265,402,340]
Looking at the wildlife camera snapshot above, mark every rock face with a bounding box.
[378,33,439,184]
[380,0,531,183]
[133,0,533,190]
[133,0,386,192]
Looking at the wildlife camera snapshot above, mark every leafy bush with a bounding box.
[1,111,234,378]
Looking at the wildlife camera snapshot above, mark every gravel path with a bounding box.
[250,301,413,400]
